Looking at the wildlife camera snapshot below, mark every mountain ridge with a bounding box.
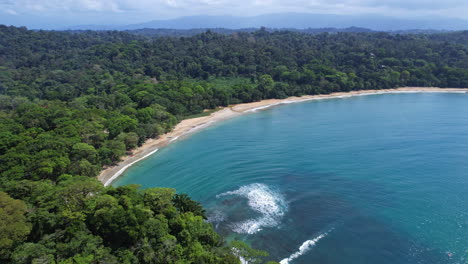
[64,13,468,31]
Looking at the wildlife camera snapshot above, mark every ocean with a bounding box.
[114,92,468,264]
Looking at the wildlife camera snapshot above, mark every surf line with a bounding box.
[103,120,218,186]
[279,229,332,264]
[103,148,159,187]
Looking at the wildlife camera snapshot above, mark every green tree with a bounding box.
[0,191,32,260]
[172,193,206,219]
[71,143,98,163]
[11,243,56,264]
[258,74,274,98]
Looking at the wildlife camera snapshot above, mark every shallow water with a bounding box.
[115,93,468,264]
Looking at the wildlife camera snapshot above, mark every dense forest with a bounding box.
[119,27,376,37]
[0,25,467,263]
[122,27,463,38]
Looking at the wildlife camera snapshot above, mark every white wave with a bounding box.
[232,248,249,264]
[171,121,214,142]
[246,103,281,112]
[104,121,216,186]
[103,148,159,187]
[279,232,330,264]
[187,121,214,133]
[246,101,303,112]
[217,183,288,234]
[169,135,180,142]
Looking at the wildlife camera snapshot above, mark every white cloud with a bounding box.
[164,0,178,8]
[5,8,18,15]
[2,0,467,15]
[1,0,467,25]
[254,0,274,6]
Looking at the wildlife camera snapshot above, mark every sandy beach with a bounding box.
[98,87,467,186]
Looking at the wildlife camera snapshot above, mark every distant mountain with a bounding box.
[66,13,468,31]
[120,27,374,38]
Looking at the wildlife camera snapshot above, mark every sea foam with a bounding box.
[216,183,287,234]
[279,231,331,264]
[206,210,226,229]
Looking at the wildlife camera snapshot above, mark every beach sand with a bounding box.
[98,87,467,186]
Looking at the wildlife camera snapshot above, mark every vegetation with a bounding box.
[0,25,467,263]
[2,182,252,263]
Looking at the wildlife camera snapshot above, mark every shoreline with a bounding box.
[98,87,467,186]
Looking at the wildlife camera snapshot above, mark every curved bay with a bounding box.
[115,93,468,264]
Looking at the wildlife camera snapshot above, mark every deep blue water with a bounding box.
[115,93,468,264]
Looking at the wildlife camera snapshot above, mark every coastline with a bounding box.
[98,87,467,186]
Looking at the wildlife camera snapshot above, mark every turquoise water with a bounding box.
[115,93,468,264]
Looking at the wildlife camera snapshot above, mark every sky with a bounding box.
[1,0,468,28]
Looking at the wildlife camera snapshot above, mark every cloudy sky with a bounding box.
[1,0,468,28]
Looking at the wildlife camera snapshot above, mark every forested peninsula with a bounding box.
[0,25,467,263]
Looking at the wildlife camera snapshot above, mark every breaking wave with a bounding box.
[279,230,331,264]
[216,183,288,234]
